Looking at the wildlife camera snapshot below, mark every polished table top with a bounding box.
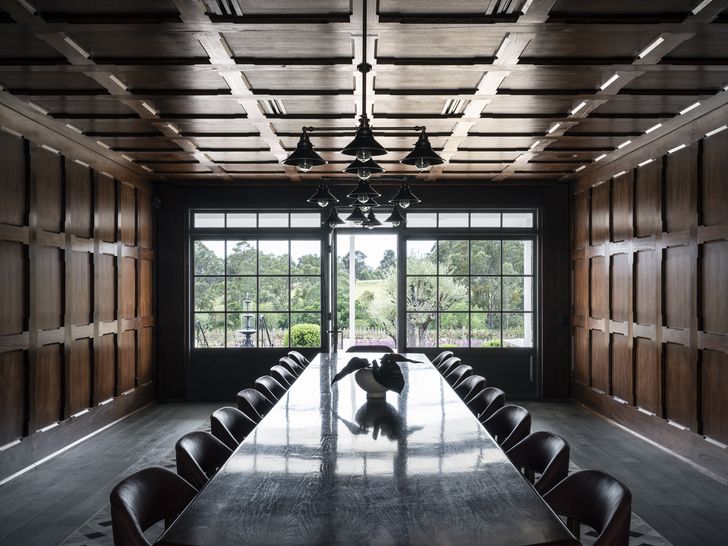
[158,353,578,546]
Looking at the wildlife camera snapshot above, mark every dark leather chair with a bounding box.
[270,365,296,388]
[236,388,274,422]
[467,386,505,419]
[287,350,310,368]
[438,356,462,377]
[454,375,486,401]
[255,375,286,401]
[346,344,394,353]
[279,356,304,377]
[506,431,570,494]
[110,466,196,546]
[544,470,632,546]
[482,405,531,451]
[175,431,232,490]
[210,406,256,450]
[446,364,473,387]
[431,350,453,368]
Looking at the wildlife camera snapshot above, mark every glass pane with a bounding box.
[438,313,468,347]
[471,213,501,228]
[259,276,289,311]
[193,313,225,348]
[194,277,224,312]
[438,276,468,311]
[438,240,468,275]
[407,240,436,273]
[471,277,501,311]
[438,212,469,227]
[259,312,288,347]
[503,276,532,311]
[226,277,256,312]
[291,277,320,311]
[470,313,501,348]
[194,240,225,275]
[470,240,501,275]
[194,213,224,228]
[503,240,533,275]
[227,313,257,348]
[503,313,532,347]
[226,213,256,228]
[259,240,289,275]
[226,240,257,275]
[258,213,289,227]
[406,276,437,311]
[290,240,321,275]
[290,313,321,348]
[406,212,437,228]
[502,212,534,228]
[290,213,320,228]
[406,313,436,347]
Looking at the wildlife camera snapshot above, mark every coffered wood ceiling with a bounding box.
[1,0,727,183]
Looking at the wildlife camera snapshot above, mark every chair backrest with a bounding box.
[506,431,570,494]
[446,364,473,386]
[175,431,232,490]
[279,356,303,377]
[110,467,197,546]
[287,350,310,368]
[454,375,486,401]
[255,375,287,401]
[467,386,505,420]
[483,405,531,451]
[544,470,632,546]
[270,365,295,388]
[210,406,256,450]
[236,388,274,422]
[438,356,462,377]
[431,350,454,368]
[345,344,394,353]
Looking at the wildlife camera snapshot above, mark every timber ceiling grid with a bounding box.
[1,0,728,183]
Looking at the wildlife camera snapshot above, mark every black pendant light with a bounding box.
[283,129,327,172]
[324,207,345,228]
[384,206,406,227]
[389,182,421,209]
[306,182,339,208]
[341,117,388,161]
[400,129,445,171]
[362,210,382,230]
[347,180,381,204]
[345,206,367,224]
[357,196,380,213]
[343,157,385,180]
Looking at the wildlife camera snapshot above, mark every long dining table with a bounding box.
[158,352,579,545]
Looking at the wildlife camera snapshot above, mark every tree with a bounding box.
[377,249,396,277]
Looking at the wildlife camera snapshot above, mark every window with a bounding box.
[406,211,534,229]
[405,238,534,349]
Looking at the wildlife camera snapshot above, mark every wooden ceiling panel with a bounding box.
[379,1,525,15]
[0,70,105,91]
[67,31,208,59]
[471,118,555,133]
[566,117,670,134]
[595,94,711,115]
[624,70,728,92]
[33,97,138,115]
[186,136,268,149]
[33,0,179,16]
[483,96,574,115]
[499,69,613,91]
[238,1,351,15]
[52,118,158,133]
[522,30,650,59]
[222,30,352,59]
[246,68,353,91]
[665,29,728,60]
[125,151,196,162]
[206,150,279,162]
[149,163,213,173]
[222,164,286,173]
[377,28,506,59]
[98,136,180,149]
[375,96,451,115]
[0,33,66,60]
[451,150,522,161]
[462,136,540,148]
[550,0,697,17]
[149,97,247,115]
[375,66,482,91]
[278,96,354,115]
[107,69,230,91]
[173,119,259,134]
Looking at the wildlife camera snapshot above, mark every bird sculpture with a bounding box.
[331,353,420,394]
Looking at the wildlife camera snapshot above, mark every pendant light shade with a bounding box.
[283,130,327,172]
[341,119,387,161]
[306,182,339,208]
[343,157,385,180]
[324,207,345,228]
[389,182,421,209]
[357,196,380,212]
[347,180,381,204]
[384,206,406,227]
[345,206,367,224]
[400,129,444,171]
[363,210,382,230]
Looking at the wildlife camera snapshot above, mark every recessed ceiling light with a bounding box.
[62,35,90,58]
[96,140,111,149]
[27,101,49,115]
[529,140,541,150]
[40,144,60,154]
[679,101,701,115]
[108,74,127,91]
[645,123,662,134]
[638,37,665,59]
[575,165,586,172]
[65,123,83,134]
[547,123,561,134]
[614,170,627,178]
[692,0,713,15]
[668,144,687,154]
[705,125,727,137]
[141,102,157,115]
[140,165,153,172]
[570,101,587,115]
[73,159,90,168]
[165,123,180,134]
[594,153,607,162]
[617,140,632,149]
[599,74,620,91]
[121,154,134,162]
[724,83,728,91]
[638,159,654,167]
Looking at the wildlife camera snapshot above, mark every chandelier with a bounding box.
[282,0,445,229]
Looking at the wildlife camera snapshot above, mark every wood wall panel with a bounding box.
[65,159,93,239]
[118,330,136,393]
[32,146,63,234]
[120,184,136,247]
[67,339,92,416]
[702,241,728,335]
[611,173,632,242]
[138,327,153,385]
[138,192,153,249]
[664,343,695,429]
[0,351,25,445]
[634,250,656,325]
[590,257,607,319]
[702,349,728,445]
[610,254,629,322]
[121,257,136,319]
[33,343,63,430]
[573,326,588,385]
[611,333,631,402]
[701,130,728,227]
[663,246,691,330]
[70,251,93,325]
[590,183,609,244]
[664,144,697,234]
[635,338,659,414]
[0,131,26,227]
[96,173,116,243]
[97,254,116,322]
[634,160,661,238]
[94,334,115,403]
[573,191,588,249]
[35,247,63,331]
[590,330,609,392]
[0,241,27,335]
[139,259,152,317]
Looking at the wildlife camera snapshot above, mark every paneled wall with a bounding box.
[571,128,728,478]
[0,128,155,473]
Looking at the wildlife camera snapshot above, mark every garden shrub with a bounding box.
[289,323,320,347]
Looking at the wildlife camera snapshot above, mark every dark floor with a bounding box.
[0,400,726,545]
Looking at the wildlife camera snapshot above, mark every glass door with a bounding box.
[333,232,398,351]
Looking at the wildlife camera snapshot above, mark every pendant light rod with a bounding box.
[360,0,368,121]
[300,125,427,133]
